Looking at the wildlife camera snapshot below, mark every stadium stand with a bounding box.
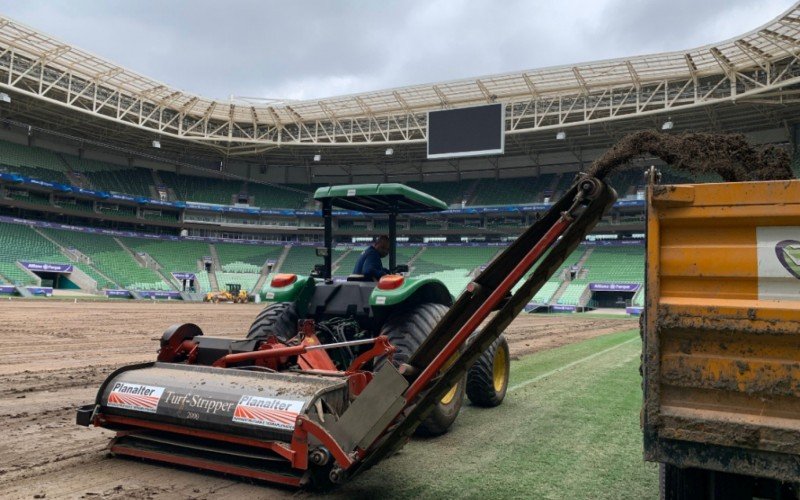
[411,247,499,295]
[142,211,180,222]
[158,171,241,205]
[412,246,499,275]
[215,271,260,292]
[0,224,64,285]
[632,287,645,307]
[556,246,644,306]
[582,246,644,283]
[0,140,69,184]
[61,155,154,197]
[42,229,169,290]
[97,203,136,217]
[215,242,283,273]
[557,280,590,306]
[7,189,51,207]
[53,197,95,213]
[194,270,212,293]
[532,280,561,304]
[278,246,320,275]
[244,183,310,209]
[123,238,210,278]
[414,269,473,297]
[332,248,361,276]
[471,176,555,205]
[0,224,112,288]
[406,180,473,206]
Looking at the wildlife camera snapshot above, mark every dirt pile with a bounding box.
[587,130,793,182]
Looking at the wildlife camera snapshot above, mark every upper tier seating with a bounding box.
[243,183,310,209]
[471,175,556,206]
[158,171,241,205]
[0,140,69,184]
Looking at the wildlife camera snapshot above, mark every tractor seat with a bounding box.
[346,274,373,282]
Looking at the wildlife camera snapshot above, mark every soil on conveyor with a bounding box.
[0,301,634,499]
[587,130,794,182]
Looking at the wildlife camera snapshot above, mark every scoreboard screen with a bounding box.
[427,103,504,159]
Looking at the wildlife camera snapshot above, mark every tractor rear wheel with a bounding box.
[466,334,510,407]
[246,302,298,341]
[377,302,466,436]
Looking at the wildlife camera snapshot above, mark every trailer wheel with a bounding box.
[246,302,298,341]
[377,302,466,436]
[466,334,510,407]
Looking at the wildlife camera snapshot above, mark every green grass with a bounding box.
[334,329,656,499]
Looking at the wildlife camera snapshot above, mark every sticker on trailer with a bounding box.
[347,189,356,196]
[757,227,800,300]
[232,395,305,430]
[375,296,386,305]
[106,382,164,413]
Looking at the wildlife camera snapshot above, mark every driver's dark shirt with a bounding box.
[353,245,389,280]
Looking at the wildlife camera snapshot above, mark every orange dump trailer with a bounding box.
[643,178,800,497]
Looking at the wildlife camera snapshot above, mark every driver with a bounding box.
[353,235,391,281]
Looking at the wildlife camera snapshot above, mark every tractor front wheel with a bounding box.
[377,302,466,436]
[247,302,299,341]
[466,334,510,407]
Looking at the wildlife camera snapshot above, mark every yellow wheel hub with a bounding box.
[439,355,459,405]
[492,346,508,393]
[440,384,458,405]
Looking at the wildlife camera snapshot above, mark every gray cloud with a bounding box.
[0,0,794,100]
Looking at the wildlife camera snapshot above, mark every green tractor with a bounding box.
[256,183,510,435]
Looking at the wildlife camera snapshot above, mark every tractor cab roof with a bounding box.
[313,183,447,213]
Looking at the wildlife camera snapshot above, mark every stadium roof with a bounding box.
[0,4,799,157]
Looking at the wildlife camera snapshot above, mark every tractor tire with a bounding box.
[377,302,466,436]
[246,302,299,341]
[466,334,510,407]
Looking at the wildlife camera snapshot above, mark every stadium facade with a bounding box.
[0,4,798,309]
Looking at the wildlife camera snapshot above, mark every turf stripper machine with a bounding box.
[76,176,617,487]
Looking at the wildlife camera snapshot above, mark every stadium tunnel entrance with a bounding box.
[18,261,98,294]
[586,284,640,309]
[32,270,80,290]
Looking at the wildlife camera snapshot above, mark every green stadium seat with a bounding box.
[42,229,169,291]
[215,243,283,273]
[216,272,260,293]
[278,246,320,275]
[0,224,66,285]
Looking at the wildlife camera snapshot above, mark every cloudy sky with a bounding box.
[0,0,795,101]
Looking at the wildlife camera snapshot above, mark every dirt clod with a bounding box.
[587,130,793,182]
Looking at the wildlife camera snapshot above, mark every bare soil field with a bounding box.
[0,301,634,499]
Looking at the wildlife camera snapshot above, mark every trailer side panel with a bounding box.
[644,180,800,482]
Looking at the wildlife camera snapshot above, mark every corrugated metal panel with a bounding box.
[644,179,800,481]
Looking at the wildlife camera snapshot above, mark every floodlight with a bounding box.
[385,148,394,156]
[152,140,161,149]
[661,120,674,131]
[556,131,566,140]
[0,92,10,103]
[313,154,321,162]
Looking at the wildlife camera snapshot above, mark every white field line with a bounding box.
[508,336,639,393]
